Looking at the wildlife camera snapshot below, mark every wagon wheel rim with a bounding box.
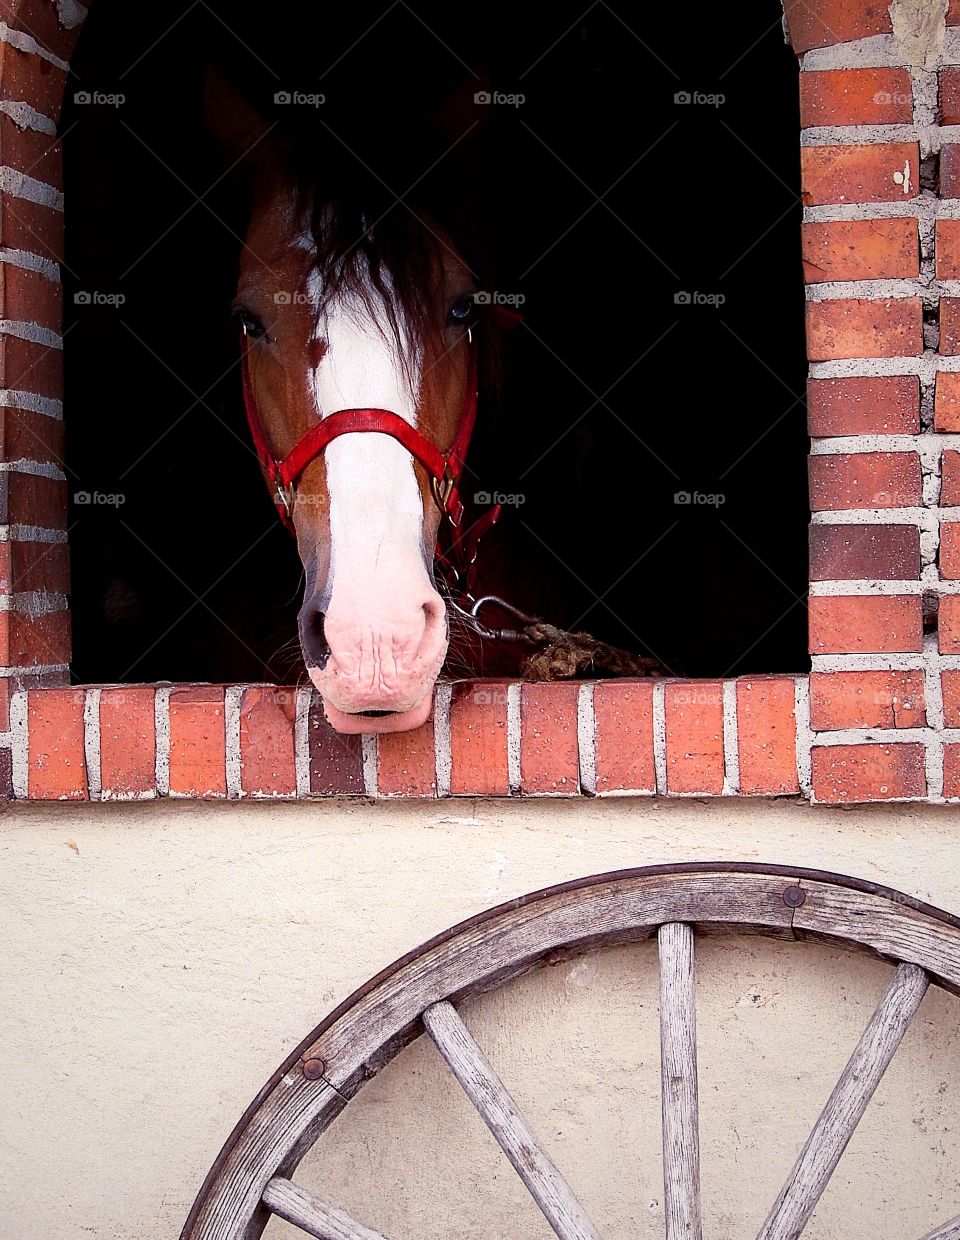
[180,862,960,1240]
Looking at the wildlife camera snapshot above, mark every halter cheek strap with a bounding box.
[239,335,501,597]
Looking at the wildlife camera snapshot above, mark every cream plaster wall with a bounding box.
[3,795,960,1239]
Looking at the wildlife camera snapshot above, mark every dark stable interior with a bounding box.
[63,1,807,685]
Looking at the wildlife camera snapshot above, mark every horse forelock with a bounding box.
[295,189,447,399]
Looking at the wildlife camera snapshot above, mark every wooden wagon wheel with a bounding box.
[181,863,960,1240]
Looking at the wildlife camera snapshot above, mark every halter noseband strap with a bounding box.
[239,336,499,596]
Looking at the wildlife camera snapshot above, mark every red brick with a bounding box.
[808,596,923,654]
[27,686,86,800]
[800,68,912,127]
[0,115,61,191]
[801,144,919,207]
[951,0,960,25]
[944,744,960,798]
[0,745,12,799]
[942,451,960,506]
[940,299,960,356]
[0,670,54,731]
[0,469,65,527]
[941,146,960,199]
[808,376,919,436]
[809,523,919,580]
[240,686,296,796]
[0,40,67,120]
[449,681,509,796]
[809,670,925,730]
[812,743,925,803]
[941,671,960,727]
[0,539,68,595]
[941,523,960,580]
[520,682,579,795]
[783,0,891,53]
[0,262,60,332]
[942,69,960,126]
[664,681,724,795]
[0,407,64,468]
[0,194,63,266]
[0,668,59,730]
[99,686,156,798]
[805,299,922,361]
[0,608,70,666]
[4,475,65,542]
[802,219,917,284]
[736,677,799,796]
[808,452,921,510]
[0,333,62,403]
[593,680,655,794]
[308,695,364,794]
[936,220,960,281]
[168,686,226,798]
[940,595,960,653]
[935,372,960,432]
[377,715,437,796]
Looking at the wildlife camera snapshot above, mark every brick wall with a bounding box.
[0,0,78,743]
[785,0,960,803]
[6,0,960,805]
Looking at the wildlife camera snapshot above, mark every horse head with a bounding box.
[212,85,486,734]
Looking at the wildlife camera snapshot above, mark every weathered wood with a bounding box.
[422,1000,602,1240]
[261,1178,392,1240]
[189,1072,347,1240]
[182,866,960,1240]
[920,1216,960,1240]
[758,961,930,1240]
[311,872,796,1089]
[794,882,960,995]
[658,923,702,1240]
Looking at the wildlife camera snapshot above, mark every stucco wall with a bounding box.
[3,795,960,1238]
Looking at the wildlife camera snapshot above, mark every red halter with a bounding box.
[239,329,501,596]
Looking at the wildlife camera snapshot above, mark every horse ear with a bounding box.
[203,65,276,185]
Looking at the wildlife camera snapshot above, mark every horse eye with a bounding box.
[447,295,475,326]
[234,307,267,341]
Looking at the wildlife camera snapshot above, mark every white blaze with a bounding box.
[309,274,428,604]
[300,251,450,727]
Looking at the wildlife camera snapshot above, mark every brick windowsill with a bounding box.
[5,674,950,805]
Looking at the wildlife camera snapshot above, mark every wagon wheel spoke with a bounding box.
[757,961,930,1240]
[658,923,702,1240]
[262,1177,394,1240]
[422,999,603,1240]
[919,1216,960,1240]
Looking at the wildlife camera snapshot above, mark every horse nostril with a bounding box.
[299,602,331,670]
[422,595,446,632]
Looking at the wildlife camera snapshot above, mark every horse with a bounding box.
[208,80,526,734]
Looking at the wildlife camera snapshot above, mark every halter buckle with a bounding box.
[430,466,459,526]
[275,479,296,519]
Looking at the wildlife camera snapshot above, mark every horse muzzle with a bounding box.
[300,589,448,734]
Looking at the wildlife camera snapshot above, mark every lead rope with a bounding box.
[450,594,665,680]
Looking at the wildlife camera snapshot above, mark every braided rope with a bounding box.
[520,623,665,681]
